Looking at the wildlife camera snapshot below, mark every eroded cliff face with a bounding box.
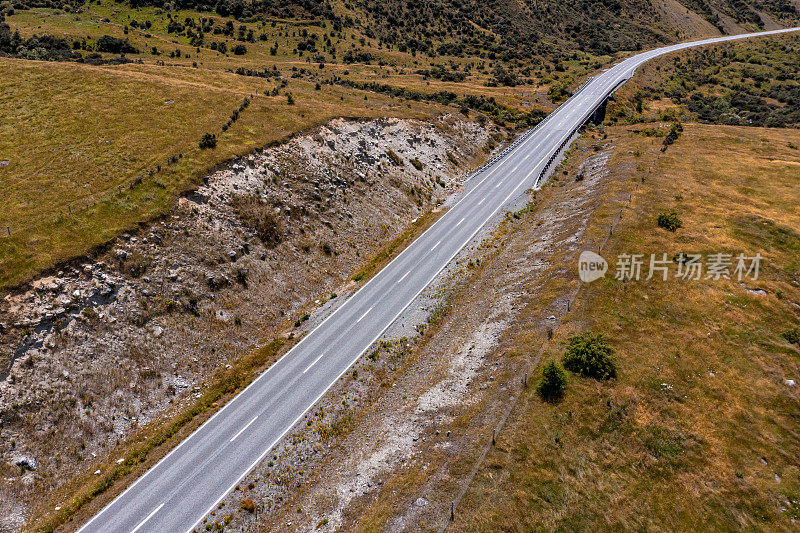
[0,114,503,529]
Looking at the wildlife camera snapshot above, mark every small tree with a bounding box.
[537,361,567,402]
[287,93,295,105]
[783,328,800,346]
[657,210,682,232]
[563,332,617,380]
[199,133,217,149]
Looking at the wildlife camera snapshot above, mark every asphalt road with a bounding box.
[78,27,800,533]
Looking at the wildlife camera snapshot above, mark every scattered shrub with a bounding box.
[95,35,139,54]
[783,328,800,346]
[661,122,683,151]
[657,210,682,232]
[199,133,217,149]
[537,361,567,402]
[563,332,617,380]
[385,149,403,166]
[409,158,423,171]
[240,498,255,512]
[230,194,283,247]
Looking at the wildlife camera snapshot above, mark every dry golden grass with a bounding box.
[0,2,615,289]
[455,124,800,531]
[0,55,446,290]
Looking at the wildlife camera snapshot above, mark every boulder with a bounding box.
[13,455,37,471]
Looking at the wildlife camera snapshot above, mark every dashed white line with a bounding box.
[229,416,258,443]
[303,352,326,373]
[357,306,374,322]
[129,503,163,533]
[430,240,441,251]
[456,217,465,227]
[495,181,503,188]
[478,197,485,205]
[397,270,411,284]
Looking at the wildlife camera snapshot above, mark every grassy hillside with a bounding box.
[610,33,800,127]
[0,56,454,290]
[457,123,800,530]
[0,0,797,289]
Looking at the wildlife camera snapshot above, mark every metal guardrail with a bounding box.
[463,74,599,184]
[532,73,630,188]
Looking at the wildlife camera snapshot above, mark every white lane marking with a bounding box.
[495,181,503,188]
[229,416,258,443]
[303,352,326,374]
[397,270,411,283]
[456,217,465,227]
[130,503,164,533]
[430,240,441,251]
[80,27,800,533]
[478,197,485,205]
[80,78,549,533]
[357,306,374,322]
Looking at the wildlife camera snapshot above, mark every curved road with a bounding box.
[78,27,800,533]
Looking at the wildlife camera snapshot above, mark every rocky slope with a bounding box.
[0,114,503,530]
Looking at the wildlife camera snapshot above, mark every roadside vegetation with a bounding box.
[609,34,800,128]
[2,0,797,290]
[457,123,800,530]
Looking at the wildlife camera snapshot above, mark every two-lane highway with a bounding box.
[78,26,800,532]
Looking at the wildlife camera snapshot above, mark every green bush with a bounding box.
[661,122,683,151]
[536,361,567,402]
[199,133,217,149]
[563,332,617,380]
[783,328,800,346]
[657,210,682,232]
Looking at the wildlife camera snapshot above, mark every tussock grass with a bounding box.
[455,124,800,531]
[0,57,445,291]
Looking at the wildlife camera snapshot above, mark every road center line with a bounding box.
[303,352,326,373]
[229,416,258,443]
[430,240,441,251]
[397,270,411,284]
[357,306,374,322]
[76,27,800,533]
[478,197,485,205]
[456,217,465,227]
[129,503,164,533]
[495,181,503,188]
